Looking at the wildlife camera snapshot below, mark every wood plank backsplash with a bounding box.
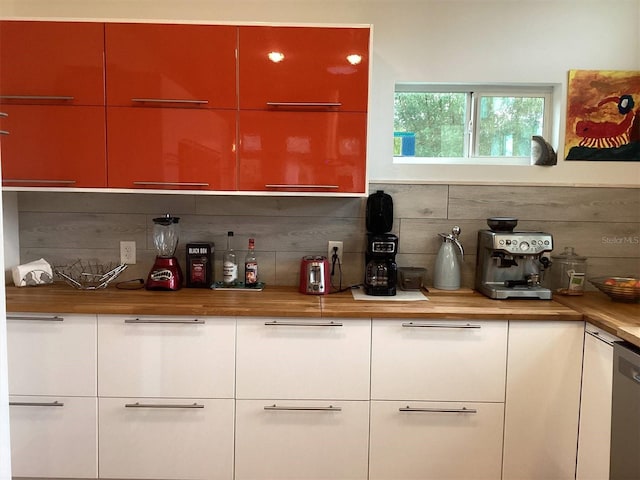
[16,184,640,289]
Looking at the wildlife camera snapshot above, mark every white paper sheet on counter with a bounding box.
[351,287,429,301]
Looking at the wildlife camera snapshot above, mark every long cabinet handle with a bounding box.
[131,98,209,105]
[10,401,64,407]
[3,179,77,185]
[0,95,74,101]
[124,318,205,324]
[399,406,477,414]
[133,181,210,187]
[266,102,342,108]
[402,322,481,329]
[0,112,8,117]
[0,130,9,135]
[7,315,64,322]
[264,404,342,412]
[264,184,339,190]
[125,402,204,409]
[264,320,343,327]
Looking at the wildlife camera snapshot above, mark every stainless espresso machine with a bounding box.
[475,218,553,300]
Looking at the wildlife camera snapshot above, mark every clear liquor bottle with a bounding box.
[222,231,238,286]
[244,238,258,287]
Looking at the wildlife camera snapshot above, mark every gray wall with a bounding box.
[16,185,640,290]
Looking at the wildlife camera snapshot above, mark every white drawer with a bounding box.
[371,319,507,402]
[7,312,97,396]
[235,399,369,480]
[10,395,98,479]
[236,317,371,400]
[369,400,504,480]
[98,397,234,480]
[98,315,235,398]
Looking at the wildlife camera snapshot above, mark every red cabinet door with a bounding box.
[238,110,366,193]
[239,26,370,112]
[0,105,107,187]
[107,107,237,190]
[0,21,105,106]
[106,23,237,109]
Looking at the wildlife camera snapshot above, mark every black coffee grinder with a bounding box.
[364,190,398,296]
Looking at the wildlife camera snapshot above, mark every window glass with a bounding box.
[475,96,545,157]
[394,85,552,164]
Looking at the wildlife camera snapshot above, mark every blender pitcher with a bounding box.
[146,214,183,290]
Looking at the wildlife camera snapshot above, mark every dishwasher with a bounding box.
[610,341,640,480]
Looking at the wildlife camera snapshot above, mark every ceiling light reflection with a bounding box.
[346,54,362,65]
[268,51,285,63]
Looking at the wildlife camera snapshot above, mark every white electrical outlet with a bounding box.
[120,241,136,264]
[328,241,343,267]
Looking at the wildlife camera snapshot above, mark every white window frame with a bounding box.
[393,83,554,166]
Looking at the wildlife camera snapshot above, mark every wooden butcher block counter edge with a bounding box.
[5,282,583,322]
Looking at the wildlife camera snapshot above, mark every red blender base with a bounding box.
[146,256,183,291]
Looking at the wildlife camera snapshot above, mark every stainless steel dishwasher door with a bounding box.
[610,341,640,480]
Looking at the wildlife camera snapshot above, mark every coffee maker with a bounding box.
[146,214,183,291]
[475,217,553,300]
[364,190,398,296]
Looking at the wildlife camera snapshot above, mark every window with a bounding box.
[393,84,553,165]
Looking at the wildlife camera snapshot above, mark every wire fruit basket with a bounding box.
[589,276,640,302]
[55,260,128,290]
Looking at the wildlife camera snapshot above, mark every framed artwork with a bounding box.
[565,69,640,161]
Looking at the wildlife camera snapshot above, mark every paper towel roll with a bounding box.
[12,258,53,287]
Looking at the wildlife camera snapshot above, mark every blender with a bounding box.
[146,214,183,290]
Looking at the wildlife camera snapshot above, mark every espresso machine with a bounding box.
[364,190,398,296]
[475,218,553,300]
[146,214,183,291]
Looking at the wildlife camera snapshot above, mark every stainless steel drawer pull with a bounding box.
[264,320,343,327]
[133,181,210,187]
[0,112,8,117]
[399,406,477,414]
[0,130,9,135]
[3,179,77,184]
[124,318,205,324]
[125,402,204,409]
[10,401,64,407]
[7,315,64,322]
[266,102,342,108]
[402,322,481,329]
[0,95,74,101]
[265,184,339,189]
[264,404,342,412]
[131,98,209,105]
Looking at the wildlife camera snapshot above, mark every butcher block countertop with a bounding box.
[5,284,639,346]
[553,292,640,345]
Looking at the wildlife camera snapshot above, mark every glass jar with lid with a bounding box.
[549,246,587,295]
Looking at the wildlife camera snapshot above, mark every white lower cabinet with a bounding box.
[369,400,504,480]
[236,317,371,400]
[98,397,234,480]
[502,321,584,480]
[9,395,98,478]
[369,319,507,480]
[98,315,235,398]
[371,319,507,402]
[7,312,98,478]
[234,399,369,480]
[576,324,619,480]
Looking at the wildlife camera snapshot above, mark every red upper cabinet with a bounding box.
[1,105,107,188]
[107,107,237,191]
[0,21,105,106]
[239,26,370,112]
[105,23,237,109]
[238,110,366,193]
